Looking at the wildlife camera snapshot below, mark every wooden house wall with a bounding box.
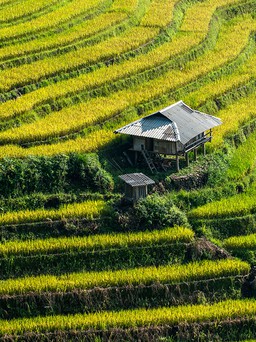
[133,137,146,151]
[153,140,183,154]
[133,136,184,154]
[133,132,205,155]
[124,184,133,201]
[134,186,147,201]
[124,183,147,202]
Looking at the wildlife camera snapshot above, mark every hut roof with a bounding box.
[119,173,155,187]
[115,101,222,145]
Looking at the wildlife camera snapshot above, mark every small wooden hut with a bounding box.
[115,101,222,172]
[119,173,155,203]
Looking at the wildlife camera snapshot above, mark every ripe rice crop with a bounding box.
[0,26,159,93]
[210,93,256,148]
[183,72,252,109]
[223,233,256,250]
[0,15,254,145]
[227,130,256,180]
[0,32,203,122]
[0,130,114,157]
[140,0,177,28]
[0,23,196,120]
[188,186,256,219]
[0,226,194,256]
[0,0,150,63]
[0,11,128,62]
[0,200,106,225]
[0,0,241,117]
[0,0,19,5]
[0,298,255,335]
[0,0,104,42]
[0,0,60,25]
[0,259,249,295]
[110,0,139,13]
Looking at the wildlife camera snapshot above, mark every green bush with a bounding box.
[134,193,188,229]
[67,153,114,193]
[0,153,113,197]
[206,152,230,187]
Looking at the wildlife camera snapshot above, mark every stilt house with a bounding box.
[114,101,222,172]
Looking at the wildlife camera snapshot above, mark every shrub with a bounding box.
[206,152,230,187]
[67,153,114,193]
[134,193,188,229]
[0,153,113,197]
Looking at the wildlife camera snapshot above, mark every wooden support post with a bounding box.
[185,152,189,166]
[175,142,180,172]
[194,148,197,161]
[123,151,133,166]
[176,154,180,172]
[134,151,138,165]
[202,143,206,156]
[209,129,212,142]
[135,187,139,202]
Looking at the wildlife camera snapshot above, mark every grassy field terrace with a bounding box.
[0,0,255,340]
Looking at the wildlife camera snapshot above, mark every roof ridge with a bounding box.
[170,121,180,141]
[194,110,222,124]
[159,100,183,114]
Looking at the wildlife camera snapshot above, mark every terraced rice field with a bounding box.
[0,0,256,340]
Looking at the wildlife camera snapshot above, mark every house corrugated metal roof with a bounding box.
[115,115,179,141]
[119,173,155,187]
[115,100,222,145]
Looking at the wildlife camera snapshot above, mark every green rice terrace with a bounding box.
[0,0,256,340]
